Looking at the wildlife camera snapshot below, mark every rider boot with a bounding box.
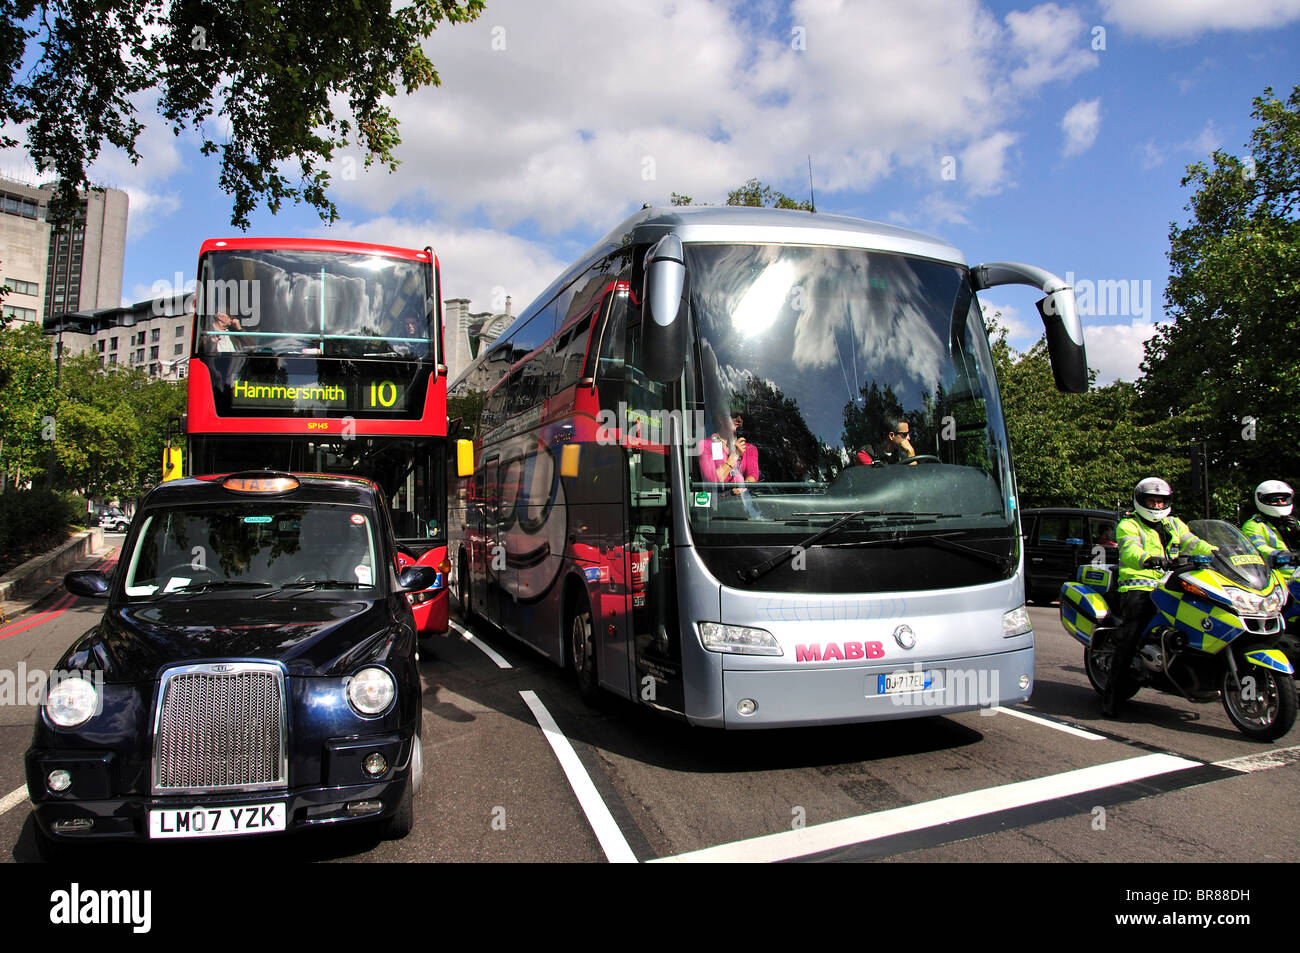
[1103,591,1148,717]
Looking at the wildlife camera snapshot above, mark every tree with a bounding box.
[0,322,57,490]
[1,0,483,226]
[1140,86,1300,518]
[669,178,814,210]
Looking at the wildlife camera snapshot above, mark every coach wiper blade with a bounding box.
[825,531,1015,570]
[738,510,889,584]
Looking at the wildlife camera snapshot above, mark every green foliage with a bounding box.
[1140,86,1300,519]
[669,192,693,206]
[447,388,486,439]
[1,0,483,226]
[988,316,1183,512]
[0,322,56,488]
[726,178,814,211]
[0,487,85,557]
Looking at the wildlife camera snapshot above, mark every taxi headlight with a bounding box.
[347,667,396,715]
[697,622,782,656]
[45,676,99,728]
[1002,606,1032,638]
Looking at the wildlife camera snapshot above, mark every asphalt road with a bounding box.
[1,546,1295,866]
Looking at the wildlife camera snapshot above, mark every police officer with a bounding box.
[1241,480,1298,563]
[1106,477,1214,717]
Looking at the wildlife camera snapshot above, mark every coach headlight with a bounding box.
[1002,606,1032,638]
[698,622,782,656]
[347,667,396,716]
[45,676,99,728]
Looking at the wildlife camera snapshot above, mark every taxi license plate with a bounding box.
[876,670,934,694]
[149,803,286,839]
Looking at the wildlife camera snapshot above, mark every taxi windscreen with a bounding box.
[122,502,379,597]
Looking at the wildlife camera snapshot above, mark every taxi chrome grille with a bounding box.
[152,663,288,793]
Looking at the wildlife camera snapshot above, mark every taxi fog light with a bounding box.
[1002,606,1032,638]
[345,801,383,816]
[52,818,94,833]
[347,667,396,716]
[363,753,388,777]
[45,676,99,728]
[736,698,757,716]
[698,622,782,656]
[47,769,72,793]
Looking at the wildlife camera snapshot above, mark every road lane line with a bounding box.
[519,690,637,864]
[0,592,76,641]
[0,785,29,817]
[989,705,1107,740]
[653,752,1202,863]
[1214,744,1300,774]
[448,619,512,669]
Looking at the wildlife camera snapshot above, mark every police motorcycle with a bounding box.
[1060,519,1297,740]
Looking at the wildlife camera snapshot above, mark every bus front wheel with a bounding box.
[568,593,599,704]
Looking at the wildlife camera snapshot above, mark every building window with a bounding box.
[98,340,105,352]
[135,349,144,363]
[2,278,38,296]
[150,346,159,359]
[108,353,117,366]
[150,328,160,343]
[109,337,118,350]
[175,324,184,336]
[1,304,37,321]
[173,343,183,355]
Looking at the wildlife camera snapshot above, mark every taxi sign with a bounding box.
[221,474,301,494]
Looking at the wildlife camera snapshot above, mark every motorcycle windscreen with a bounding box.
[1186,519,1271,591]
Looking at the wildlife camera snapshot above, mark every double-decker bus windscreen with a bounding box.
[198,249,432,360]
[683,243,1016,581]
[189,435,445,545]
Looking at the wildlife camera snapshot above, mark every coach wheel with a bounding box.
[568,593,598,704]
[458,551,473,622]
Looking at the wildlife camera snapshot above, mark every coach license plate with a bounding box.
[149,803,286,839]
[876,670,933,694]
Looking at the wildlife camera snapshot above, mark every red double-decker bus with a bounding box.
[185,237,450,634]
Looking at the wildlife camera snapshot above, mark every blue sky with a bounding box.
[5,0,1297,384]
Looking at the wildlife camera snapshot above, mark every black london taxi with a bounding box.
[26,472,437,853]
[1021,507,1119,604]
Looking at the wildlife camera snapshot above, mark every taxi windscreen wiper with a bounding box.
[737,511,949,584]
[160,581,275,597]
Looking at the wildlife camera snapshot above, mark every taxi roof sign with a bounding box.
[222,473,301,494]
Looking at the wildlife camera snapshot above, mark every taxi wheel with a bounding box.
[1220,665,1298,741]
[381,730,419,840]
[568,593,598,704]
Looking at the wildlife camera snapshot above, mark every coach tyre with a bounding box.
[1219,663,1297,741]
[458,550,473,623]
[568,588,598,703]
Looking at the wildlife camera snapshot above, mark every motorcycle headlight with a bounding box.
[45,676,99,728]
[1227,588,1264,613]
[1260,589,1284,614]
[347,667,396,715]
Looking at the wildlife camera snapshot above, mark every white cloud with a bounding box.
[327,0,1103,232]
[1099,0,1300,39]
[1061,98,1101,157]
[1084,320,1163,385]
[318,216,568,320]
[981,300,1041,352]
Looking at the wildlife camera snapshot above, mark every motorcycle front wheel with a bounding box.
[1220,665,1298,741]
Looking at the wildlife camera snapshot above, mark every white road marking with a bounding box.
[519,690,637,864]
[0,785,29,817]
[1214,744,1300,774]
[653,753,1201,863]
[448,619,512,669]
[989,706,1107,740]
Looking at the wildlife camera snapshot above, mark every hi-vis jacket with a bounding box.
[1241,516,1298,558]
[1116,514,1213,591]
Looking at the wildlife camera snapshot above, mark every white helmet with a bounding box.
[1255,480,1294,518]
[1133,477,1173,522]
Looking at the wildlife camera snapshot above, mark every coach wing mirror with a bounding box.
[456,439,474,478]
[971,261,1089,394]
[641,235,688,383]
[65,570,110,599]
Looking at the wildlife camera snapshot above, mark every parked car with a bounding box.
[96,507,130,533]
[1021,507,1119,604]
[27,472,437,855]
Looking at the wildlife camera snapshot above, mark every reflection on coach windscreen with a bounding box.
[197,249,431,358]
[684,243,1014,543]
[122,503,378,597]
